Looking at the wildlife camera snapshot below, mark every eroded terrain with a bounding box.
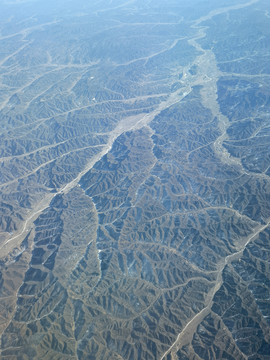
[0,0,270,359]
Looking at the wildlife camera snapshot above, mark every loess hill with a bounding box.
[0,0,270,359]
